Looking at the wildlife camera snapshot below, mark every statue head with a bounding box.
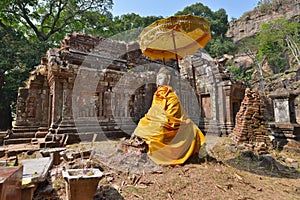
[156,67,171,86]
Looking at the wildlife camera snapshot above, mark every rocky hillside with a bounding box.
[227,0,300,43]
[223,0,300,94]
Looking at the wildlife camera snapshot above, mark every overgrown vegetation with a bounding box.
[256,0,287,14]
[257,18,300,72]
[231,14,299,92]
[0,26,46,129]
[239,18,298,84]
[226,65,253,82]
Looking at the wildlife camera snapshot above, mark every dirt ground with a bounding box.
[30,136,300,200]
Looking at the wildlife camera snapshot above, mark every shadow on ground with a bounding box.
[33,180,61,200]
[94,185,124,200]
[225,150,300,179]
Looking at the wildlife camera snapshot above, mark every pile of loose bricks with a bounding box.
[230,88,272,154]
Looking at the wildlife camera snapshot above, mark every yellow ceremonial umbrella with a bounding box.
[138,14,211,71]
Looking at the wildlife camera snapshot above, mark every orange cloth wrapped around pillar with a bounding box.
[133,85,205,165]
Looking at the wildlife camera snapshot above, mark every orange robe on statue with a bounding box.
[133,85,205,165]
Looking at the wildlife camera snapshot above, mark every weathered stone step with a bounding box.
[31,138,39,145]
[4,138,33,145]
[39,141,60,148]
[6,148,39,157]
[7,132,36,139]
[35,131,48,138]
[75,120,134,125]
[56,127,78,134]
[12,126,39,133]
[75,126,135,133]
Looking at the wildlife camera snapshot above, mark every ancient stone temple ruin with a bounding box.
[7,33,246,145]
[268,88,300,150]
[230,89,271,154]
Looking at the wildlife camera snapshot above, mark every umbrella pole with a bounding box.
[171,29,182,97]
[192,63,200,104]
[171,30,180,72]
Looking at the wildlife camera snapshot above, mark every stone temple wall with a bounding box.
[12,33,247,142]
[179,50,246,136]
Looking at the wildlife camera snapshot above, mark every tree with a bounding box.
[175,3,237,57]
[175,3,212,18]
[108,14,163,42]
[237,36,267,92]
[0,0,113,42]
[206,37,237,58]
[0,26,41,129]
[257,18,300,72]
[227,65,254,82]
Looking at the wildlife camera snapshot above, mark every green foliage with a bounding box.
[210,9,229,37]
[51,12,162,42]
[257,0,286,14]
[226,65,253,82]
[244,67,255,82]
[257,18,300,72]
[175,3,213,18]
[206,37,237,58]
[0,0,114,42]
[235,36,267,87]
[0,26,45,129]
[236,36,258,54]
[107,14,163,42]
[226,65,244,80]
[0,26,43,91]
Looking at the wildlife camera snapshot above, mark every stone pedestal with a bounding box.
[62,168,103,200]
[0,166,23,200]
[269,88,297,124]
[267,122,300,149]
[268,88,300,149]
[40,147,66,165]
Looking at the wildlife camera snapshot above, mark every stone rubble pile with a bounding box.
[230,88,271,154]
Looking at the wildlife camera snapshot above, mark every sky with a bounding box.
[111,0,259,20]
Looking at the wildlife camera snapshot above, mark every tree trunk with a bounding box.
[286,37,300,67]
